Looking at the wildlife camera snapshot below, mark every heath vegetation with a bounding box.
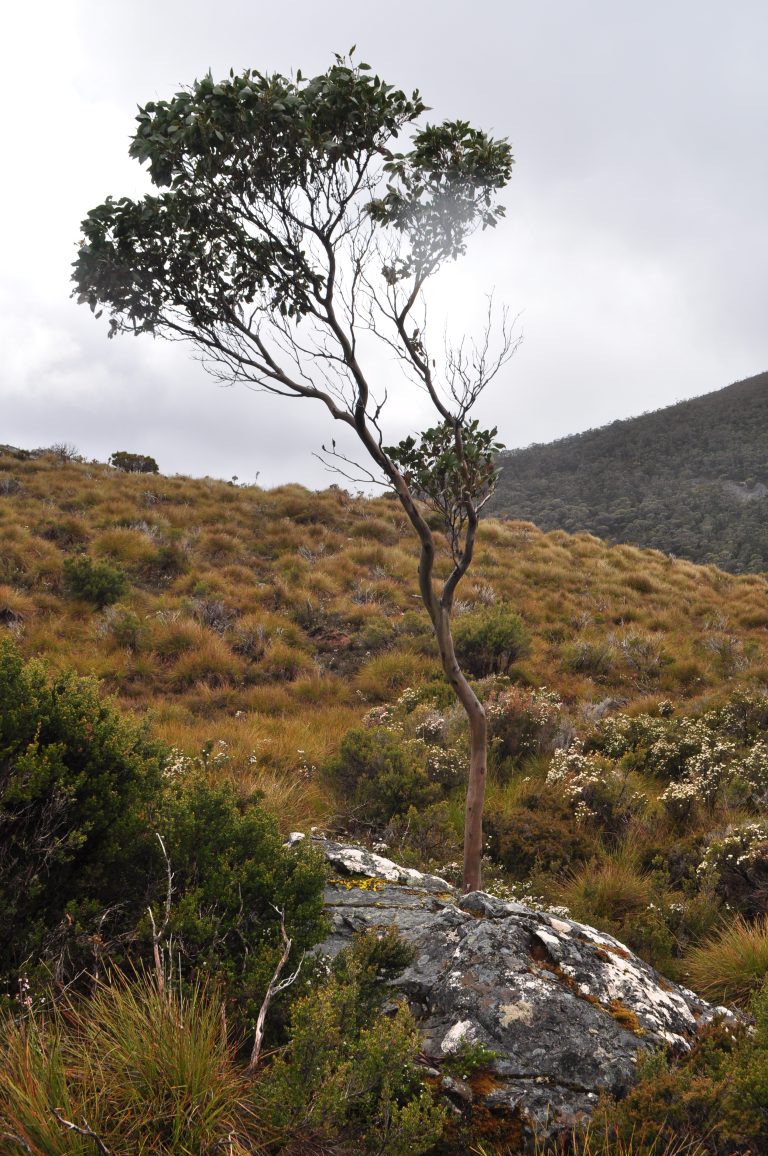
[2,446,768,1151]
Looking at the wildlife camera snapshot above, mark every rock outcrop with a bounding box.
[291,834,737,1142]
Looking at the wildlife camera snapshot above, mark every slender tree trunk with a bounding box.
[434,607,487,892]
[461,691,487,893]
[381,470,488,893]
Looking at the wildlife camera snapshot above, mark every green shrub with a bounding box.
[562,639,616,677]
[0,642,327,1026]
[323,726,443,826]
[62,554,128,607]
[109,450,160,474]
[485,683,564,767]
[0,640,165,989]
[255,929,445,1155]
[452,603,531,677]
[696,822,768,916]
[100,603,146,650]
[591,1019,757,1154]
[486,805,595,879]
[158,776,327,1034]
[385,800,462,866]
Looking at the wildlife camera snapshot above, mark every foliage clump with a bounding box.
[591,980,768,1154]
[0,641,326,1032]
[109,450,160,474]
[62,553,128,607]
[0,639,165,987]
[256,929,445,1155]
[452,602,531,677]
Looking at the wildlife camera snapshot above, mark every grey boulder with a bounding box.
[302,835,737,1141]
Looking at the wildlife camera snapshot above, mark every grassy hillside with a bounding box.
[489,371,768,573]
[2,445,767,827]
[4,445,768,1153]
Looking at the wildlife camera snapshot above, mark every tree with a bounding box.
[109,450,160,474]
[72,53,517,891]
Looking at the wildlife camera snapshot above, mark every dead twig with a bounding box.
[248,906,304,1073]
[147,831,173,995]
[51,1109,112,1154]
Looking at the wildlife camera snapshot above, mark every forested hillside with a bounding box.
[489,371,768,573]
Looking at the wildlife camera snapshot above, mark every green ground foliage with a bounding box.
[489,370,768,573]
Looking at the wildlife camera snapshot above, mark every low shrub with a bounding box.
[157,776,327,1033]
[485,683,565,767]
[696,821,768,915]
[62,554,128,608]
[588,1025,750,1154]
[109,450,160,474]
[0,642,327,1028]
[0,640,165,988]
[562,639,616,678]
[255,929,445,1155]
[452,603,531,678]
[486,805,595,880]
[323,727,444,827]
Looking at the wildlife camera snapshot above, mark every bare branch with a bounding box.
[248,906,304,1073]
[314,445,389,489]
[52,1110,112,1155]
[147,831,173,995]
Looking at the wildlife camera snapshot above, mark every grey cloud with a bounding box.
[4,0,766,483]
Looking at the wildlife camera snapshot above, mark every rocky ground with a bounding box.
[289,834,738,1142]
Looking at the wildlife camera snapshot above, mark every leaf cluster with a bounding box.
[386,419,504,557]
[72,58,426,331]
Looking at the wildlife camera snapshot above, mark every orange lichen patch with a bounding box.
[596,942,630,959]
[608,999,646,1035]
[593,943,631,964]
[530,957,647,1035]
[530,957,601,1011]
[469,1068,504,1098]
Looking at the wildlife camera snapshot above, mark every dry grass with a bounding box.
[556,856,653,929]
[684,915,768,1006]
[2,448,767,837]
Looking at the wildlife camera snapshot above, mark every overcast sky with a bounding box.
[3,1,767,487]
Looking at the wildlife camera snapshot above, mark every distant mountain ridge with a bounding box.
[489,371,768,573]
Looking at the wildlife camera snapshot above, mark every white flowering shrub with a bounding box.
[731,740,768,807]
[697,821,768,914]
[546,743,647,837]
[594,694,768,821]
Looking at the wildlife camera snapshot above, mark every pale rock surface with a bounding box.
[304,836,737,1141]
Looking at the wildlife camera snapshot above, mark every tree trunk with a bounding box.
[384,475,488,894]
[462,692,487,892]
[434,606,487,892]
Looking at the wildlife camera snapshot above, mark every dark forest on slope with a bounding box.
[489,371,768,573]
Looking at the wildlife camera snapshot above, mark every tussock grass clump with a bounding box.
[557,857,653,928]
[0,977,255,1155]
[685,915,768,1006]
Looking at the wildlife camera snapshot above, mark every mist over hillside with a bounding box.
[490,371,768,573]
